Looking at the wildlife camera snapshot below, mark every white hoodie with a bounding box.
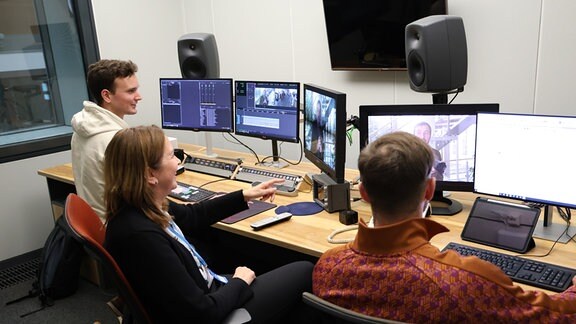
[71,101,129,223]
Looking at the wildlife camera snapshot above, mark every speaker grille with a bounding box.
[407,51,425,87]
[181,57,207,79]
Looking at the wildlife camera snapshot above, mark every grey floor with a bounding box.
[0,278,118,324]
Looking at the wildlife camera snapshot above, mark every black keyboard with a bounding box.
[183,157,238,178]
[442,242,576,292]
[169,182,217,203]
[235,166,301,197]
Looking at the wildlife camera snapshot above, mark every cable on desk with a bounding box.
[198,178,233,190]
[327,225,358,244]
[224,133,263,164]
[519,219,570,258]
[260,137,304,166]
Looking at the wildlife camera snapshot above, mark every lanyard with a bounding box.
[166,220,228,285]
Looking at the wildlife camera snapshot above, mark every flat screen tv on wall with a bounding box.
[322,0,447,71]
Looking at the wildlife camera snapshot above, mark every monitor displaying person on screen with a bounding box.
[303,84,347,184]
[359,103,499,215]
[160,78,233,132]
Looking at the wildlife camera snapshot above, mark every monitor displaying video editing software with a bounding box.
[235,80,300,167]
[359,103,499,215]
[475,112,576,241]
[160,78,233,132]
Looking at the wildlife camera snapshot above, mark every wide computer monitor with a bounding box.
[303,83,347,184]
[475,112,576,242]
[159,78,233,157]
[359,103,499,215]
[234,80,300,168]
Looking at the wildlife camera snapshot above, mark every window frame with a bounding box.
[0,0,99,163]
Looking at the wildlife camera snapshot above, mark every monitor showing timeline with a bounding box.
[359,103,499,215]
[235,80,300,143]
[475,112,576,209]
[160,78,233,132]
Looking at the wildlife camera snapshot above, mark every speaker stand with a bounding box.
[432,88,463,105]
[432,93,448,104]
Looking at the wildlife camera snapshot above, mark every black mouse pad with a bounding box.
[275,202,324,216]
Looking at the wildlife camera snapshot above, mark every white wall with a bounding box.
[1,0,575,261]
[178,0,550,170]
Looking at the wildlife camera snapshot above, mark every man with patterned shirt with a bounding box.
[313,131,576,322]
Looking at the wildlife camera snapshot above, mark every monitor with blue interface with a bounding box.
[235,80,300,167]
[160,78,233,132]
[359,103,499,215]
[475,112,576,241]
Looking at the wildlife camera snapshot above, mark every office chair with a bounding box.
[302,292,405,324]
[65,193,152,324]
[64,193,250,324]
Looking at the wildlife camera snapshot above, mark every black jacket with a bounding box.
[105,190,252,324]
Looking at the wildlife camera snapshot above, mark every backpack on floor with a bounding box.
[6,215,85,317]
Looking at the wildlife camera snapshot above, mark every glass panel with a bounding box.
[0,0,88,152]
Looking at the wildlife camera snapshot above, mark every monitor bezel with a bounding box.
[159,78,234,133]
[359,103,499,193]
[303,83,347,184]
[234,80,301,143]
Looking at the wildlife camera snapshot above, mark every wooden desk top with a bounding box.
[38,144,576,293]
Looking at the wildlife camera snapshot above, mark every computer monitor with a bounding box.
[303,84,347,184]
[359,103,499,215]
[234,80,300,168]
[475,112,576,242]
[160,78,233,157]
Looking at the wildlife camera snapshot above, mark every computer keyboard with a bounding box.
[183,156,238,178]
[442,242,575,292]
[235,166,302,197]
[169,182,217,203]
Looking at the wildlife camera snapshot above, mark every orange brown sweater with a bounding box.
[313,218,576,323]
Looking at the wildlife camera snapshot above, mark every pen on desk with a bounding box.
[486,198,530,208]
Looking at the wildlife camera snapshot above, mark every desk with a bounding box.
[38,144,576,293]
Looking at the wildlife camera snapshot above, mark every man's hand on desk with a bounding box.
[242,178,284,203]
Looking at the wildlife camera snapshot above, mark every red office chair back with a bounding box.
[64,193,152,324]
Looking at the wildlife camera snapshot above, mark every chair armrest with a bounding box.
[302,292,404,324]
[222,308,251,324]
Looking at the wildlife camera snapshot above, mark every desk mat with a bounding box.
[220,200,277,224]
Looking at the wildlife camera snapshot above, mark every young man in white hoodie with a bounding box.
[71,59,142,223]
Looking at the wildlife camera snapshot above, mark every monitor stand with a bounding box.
[257,139,288,169]
[430,190,462,216]
[532,205,576,243]
[200,133,240,163]
[202,133,218,158]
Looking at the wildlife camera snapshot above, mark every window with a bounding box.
[0,0,99,163]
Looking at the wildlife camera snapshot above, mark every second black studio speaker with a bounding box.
[405,15,467,93]
[177,33,220,79]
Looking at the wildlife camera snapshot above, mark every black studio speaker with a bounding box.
[405,15,467,93]
[177,33,220,79]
